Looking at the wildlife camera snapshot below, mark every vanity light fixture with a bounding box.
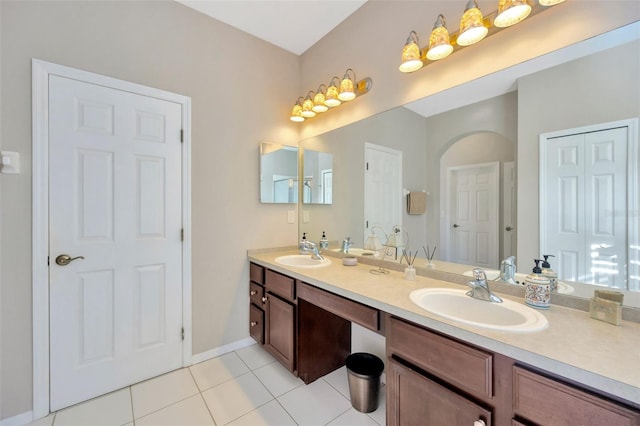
[312,84,329,113]
[426,15,454,61]
[457,0,488,46]
[289,97,305,122]
[399,31,424,72]
[494,0,532,28]
[301,91,316,118]
[338,69,357,101]
[399,0,566,73]
[289,70,372,122]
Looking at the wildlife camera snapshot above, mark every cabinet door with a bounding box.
[249,304,264,344]
[387,358,492,426]
[265,293,295,372]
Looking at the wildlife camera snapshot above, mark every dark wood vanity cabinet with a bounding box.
[249,264,265,344]
[513,366,640,426]
[387,316,513,426]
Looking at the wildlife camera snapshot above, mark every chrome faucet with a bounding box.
[495,256,518,285]
[299,240,324,260]
[341,237,353,254]
[467,268,503,303]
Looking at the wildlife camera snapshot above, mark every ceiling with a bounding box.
[175,0,368,55]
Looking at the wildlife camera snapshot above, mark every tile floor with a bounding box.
[28,344,385,426]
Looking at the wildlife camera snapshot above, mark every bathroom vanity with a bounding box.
[248,249,640,425]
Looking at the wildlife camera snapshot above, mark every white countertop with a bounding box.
[248,248,640,406]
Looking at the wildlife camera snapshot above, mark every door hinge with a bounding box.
[366,220,369,229]
[181,327,185,341]
[366,162,369,171]
[47,256,50,266]
[180,129,184,143]
[181,228,184,241]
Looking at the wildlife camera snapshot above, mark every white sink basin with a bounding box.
[275,254,331,268]
[462,270,574,294]
[410,288,549,332]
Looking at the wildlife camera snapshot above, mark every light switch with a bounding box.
[287,210,296,224]
[0,151,20,174]
[303,210,310,223]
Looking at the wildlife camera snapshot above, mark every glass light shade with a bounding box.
[457,4,488,46]
[494,0,531,28]
[312,92,328,113]
[426,25,453,60]
[324,84,341,107]
[301,97,316,118]
[290,104,304,122]
[399,40,423,73]
[538,0,564,5]
[338,77,356,101]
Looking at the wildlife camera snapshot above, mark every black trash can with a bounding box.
[345,352,384,413]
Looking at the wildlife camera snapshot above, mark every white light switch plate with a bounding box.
[0,151,20,174]
[287,210,296,224]
[303,210,310,223]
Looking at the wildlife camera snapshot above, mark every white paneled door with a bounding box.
[449,163,499,269]
[364,143,403,244]
[543,127,628,289]
[48,75,184,411]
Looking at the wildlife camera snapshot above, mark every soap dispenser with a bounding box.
[299,233,308,254]
[541,254,558,292]
[524,259,551,309]
[319,231,329,250]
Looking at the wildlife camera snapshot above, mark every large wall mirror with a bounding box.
[299,22,640,308]
[260,142,298,204]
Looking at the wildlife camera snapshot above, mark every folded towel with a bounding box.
[407,191,426,215]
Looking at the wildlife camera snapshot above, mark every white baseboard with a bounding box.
[0,411,35,426]
[190,337,256,365]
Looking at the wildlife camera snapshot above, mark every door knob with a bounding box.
[453,224,461,228]
[55,254,85,266]
[506,226,513,231]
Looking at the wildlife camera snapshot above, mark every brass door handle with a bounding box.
[55,254,85,266]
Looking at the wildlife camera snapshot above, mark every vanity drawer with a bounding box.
[250,282,265,306]
[387,316,493,398]
[249,304,264,344]
[250,262,264,285]
[297,282,379,331]
[513,366,640,425]
[265,269,295,301]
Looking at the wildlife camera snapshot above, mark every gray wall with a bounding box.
[0,0,299,419]
[517,39,640,271]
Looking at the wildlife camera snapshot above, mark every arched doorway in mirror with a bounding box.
[440,132,515,270]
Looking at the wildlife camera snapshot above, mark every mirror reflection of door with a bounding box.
[364,143,402,243]
[541,120,638,291]
[448,162,499,269]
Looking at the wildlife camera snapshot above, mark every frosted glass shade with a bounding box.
[494,0,531,28]
[457,5,488,46]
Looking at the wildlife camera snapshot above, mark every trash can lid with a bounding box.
[346,353,384,377]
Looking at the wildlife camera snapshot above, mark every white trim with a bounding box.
[190,338,256,365]
[0,411,36,426]
[31,59,193,420]
[539,118,639,291]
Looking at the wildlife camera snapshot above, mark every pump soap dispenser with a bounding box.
[319,231,329,250]
[541,255,558,292]
[524,259,551,309]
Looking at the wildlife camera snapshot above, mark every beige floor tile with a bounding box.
[253,361,304,397]
[54,388,132,426]
[202,372,273,425]
[131,368,199,419]
[277,378,351,426]
[135,395,214,426]
[235,344,276,370]
[190,352,250,391]
[327,407,381,425]
[227,400,296,426]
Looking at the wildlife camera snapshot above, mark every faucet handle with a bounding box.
[472,268,487,282]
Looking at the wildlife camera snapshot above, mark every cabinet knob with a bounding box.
[250,290,257,296]
[473,420,486,426]
[261,296,267,303]
[250,321,258,327]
